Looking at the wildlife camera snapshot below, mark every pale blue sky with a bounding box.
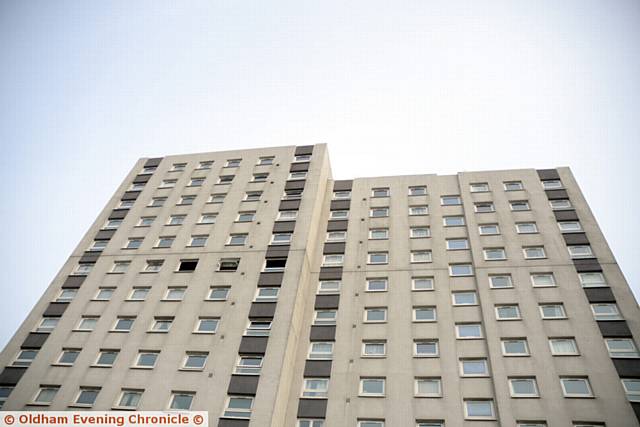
[0,1,639,348]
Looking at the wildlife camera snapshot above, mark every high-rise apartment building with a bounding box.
[0,144,638,427]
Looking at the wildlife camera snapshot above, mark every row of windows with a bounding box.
[303,422,603,427]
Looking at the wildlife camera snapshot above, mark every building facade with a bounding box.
[0,144,638,427]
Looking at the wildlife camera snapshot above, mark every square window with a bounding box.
[170,392,194,410]
[539,304,566,319]
[605,338,639,358]
[75,388,100,406]
[207,287,230,300]
[33,386,59,405]
[237,211,256,222]
[182,353,208,370]
[317,280,341,294]
[74,263,94,275]
[302,378,329,398]
[244,191,262,202]
[479,224,500,235]
[189,235,208,247]
[128,287,149,301]
[144,259,164,272]
[412,277,434,291]
[509,378,539,397]
[447,239,469,250]
[370,207,389,218]
[362,341,386,357]
[57,349,80,365]
[167,215,185,225]
[138,217,155,227]
[235,355,263,374]
[77,317,98,331]
[474,202,495,213]
[411,251,432,263]
[94,288,114,301]
[409,186,427,196]
[369,228,389,240]
[591,303,622,321]
[560,377,593,397]
[195,318,219,333]
[314,311,337,326]
[164,287,186,301]
[496,305,521,320]
[155,236,175,248]
[413,307,436,322]
[441,195,462,206]
[271,233,292,245]
[371,188,390,197]
[414,340,439,357]
[460,359,488,377]
[263,258,286,272]
[308,342,334,360]
[415,378,441,397]
[531,273,555,287]
[322,254,344,267]
[516,223,538,234]
[55,289,77,302]
[227,234,248,246]
[368,252,388,265]
[360,378,385,396]
[410,227,430,238]
[112,317,134,332]
[464,400,495,419]
[409,205,429,216]
[523,247,546,259]
[456,324,483,339]
[443,216,464,227]
[549,338,579,356]
[179,259,199,271]
[621,379,640,402]
[470,183,489,192]
[210,193,226,203]
[366,278,388,292]
[117,389,142,409]
[135,352,159,368]
[149,197,166,207]
[88,240,108,252]
[510,200,530,211]
[452,292,477,306]
[254,287,279,302]
[504,181,524,191]
[483,248,506,260]
[95,350,118,367]
[364,307,387,323]
[449,264,473,276]
[104,219,122,229]
[489,275,513,288]
[36,317,59,333]
[568,245,594,259]
[502,339,529,356]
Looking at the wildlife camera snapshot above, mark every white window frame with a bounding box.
[270,233,292,245]
[368,252,388,265]
[441,195,462,206]
[560,377,593,398]
[163,287,186,301]
[412,277,434,291]
[277,210,298,221]
[501,339,530,356]
[409,205,429,216]
[111,317,134,332]
[516,222,538,234]
[222,396,253,419]
[234,355,263,375]
[329,210,349,219]
[227,233,248,246]
[322,254,344,267]
[288,172,307,180]
[449,264,473,277]
[410,227,430,238]
[549,338,579,356]
[489,275,513,289]
[483,248,506,261]
[478,224,500,235]
[115,389,143,409]
[308,342,334,360]
[326,231,347,242]
[366,278,388,292]
[452,292,477,306]
[459,358,489,377]
[503,181,524,191]
[474,202,495,213]
[362,341,386,358]
[495,305,521,320]
[443,216,465,227]
[464,400,495,420]
[371,187,390,197]
[446,239,469,250]
[413,307,437,322]
[359,378,385,397]
[579,272,607,288]
[530,273,556,287]
[411,251,432,263]
[181,352,208,371]
[369,228,389,240]
[523,247,546,259]
[169,392,195,410]
[313,311,337,326]
[302,378,329,398]
[414,340,439,357]
[456,324,483,339]
[414,378,442,397]
[510,200,530,211]
[207,287,230,301]
[188,235,208,247]
[254,287,279,302]
[605,338,640,358]
[408,186,427,196]
[257,156,275,165]
[568,245,594,259]
[539,304,567,319]
[333,191,351,200]
[558,221,583,233]
[317,280,341,295]
[94,288,114,301]
[470,183,489,193]
[590,303,622,321]
[364,307,387,323]
[508,378,539,398]
[542,179,563,189]
[369,207,389,218]
[194,318,219,334]
[622,379,640,402]
[134,352,159,368]
[32,386,59,405]
[76,317,98,332]
[549,199,572,210]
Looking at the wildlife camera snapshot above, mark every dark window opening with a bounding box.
[178,259,199,272]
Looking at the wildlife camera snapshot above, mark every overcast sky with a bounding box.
[0,0,639,348]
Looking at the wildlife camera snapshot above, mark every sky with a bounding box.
[0,0,638,348]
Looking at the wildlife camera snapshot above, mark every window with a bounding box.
[188,177,204,187]
[415,378,441,397]
[409,186,427,196]
[298,420,324,427]
[579,272,607,288]
[130,182,146,191]
[245,320,272,336]
[411,251,432,263]
[370,207,389,218]
[179,195,196,205]
[36,317,59,333]
[0,387,12,408]
[443,216,464,226]
[504,181,524,191]
[12,350,37,367]
[496,305,521,320]
[456,324,483,339]
[94,350,118,367]
[591,303,622,321]
[198,160,214,169]
[257,156,274,165]
[317,280,341,294]
[560,377,593,397]
[362,341,386,357]
[112,317,135,332]
[605,338,639,358]
[364,307,387,323]
[293,154,311,163]
[195,318,219,333]
[302,378,329,398]
[414,340,439,357]
[186,235,208,247]
[516,222,538,234]
[470,183,489,192]
[289,172,307,180]
[366,278,388,292]
[169,392,194,410]
[479,224,500,235]
[460,359,488,377]
[74,263,94,275]
[182,352,208,370]
[138,216,155,227]
[502,339,529,356]
[33,386,59,405]
[170,163,186,172]
[74,388,100,406]
[531,273,555,287]
[452,292,477,306]
[539,304,566,319]
[94,288,114,301]
[88,240,108,252]
[210,193,226,203]
[244,191,261,202]
[568,245,594,259]
[474,202,495,213]
[218,175,235,184]
[179,259,199,271]
[159,179,177,189]
[412,277,434,291]
[104,219,122,229]
[237,211,256,222]
[235,355,263,374]
[55,289,77,302]
[218,258,239,271]
[413,307,436,322]
[489,274,513,288]
[464,400,495,419]
[369,228,388,240]
[509,378,539,397]
[225,158,241,168]
[417,423,443,427]
[371,187,389,197]
[449,264,473,276]
[558,221,582,233]
[263,258,287,272]
[116,389,142,409]
[149,197,166,207]
[223,396,253,419]
[542,179,563,189]
[329,210,349,219]
[150,317,173,332]
[128,287,149,301]
[620,379,640,403]
[333,190,351,200]
[441,195,461,206]
[254,287,279,302]
[549,338,579,356]
[409,205,428,216]
[57,349,80,365]
[550,199,572,210]
[410,227,430,238]
[322,254,344,267]
[271,233,292,245]
[368,252,388,264]
[134,352,159,368]
[523,247,546,259]
[207,287,230,300]
[277,210,298,221]
[314,311,337,326]
[309,342,334,360]
[358,422,384,427]
[144,260,163,273]
[227,233,248,245]
[118,200,134,209]
[447,239,469,250]
[283,189,303,200]
[510,200,530,211]
[252,173,268,183]
[155,236,175,248]
[77,317,98,331]
[167,215,185,225]
[484,248,506,260]
[360,378,385,396]
[326,231,347,242]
